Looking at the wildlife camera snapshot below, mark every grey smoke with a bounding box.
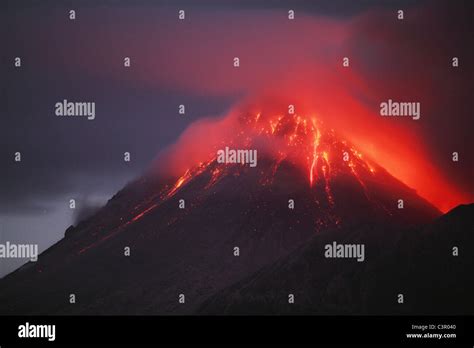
[73,199,103,225]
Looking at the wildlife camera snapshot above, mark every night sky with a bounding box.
[1,0,473,277]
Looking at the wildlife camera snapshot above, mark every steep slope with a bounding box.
[0,110,442,315]
[199,204,474,315]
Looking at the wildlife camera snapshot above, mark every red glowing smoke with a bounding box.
[152,92,469,213]
[146,7,472,213]
[28,5,470,212]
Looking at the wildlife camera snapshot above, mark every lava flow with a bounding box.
[239,110,377,188]
[76,107,444,256]
[125,110,381,226]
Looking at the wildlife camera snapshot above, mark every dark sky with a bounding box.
[1,0,473,277]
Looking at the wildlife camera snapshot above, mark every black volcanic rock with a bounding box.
[199,204,474,315]
[0,114,444,315]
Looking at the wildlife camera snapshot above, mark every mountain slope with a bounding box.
[0,111,443,315]
[199,204,474,315]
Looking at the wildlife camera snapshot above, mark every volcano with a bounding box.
[1,107,467,315]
